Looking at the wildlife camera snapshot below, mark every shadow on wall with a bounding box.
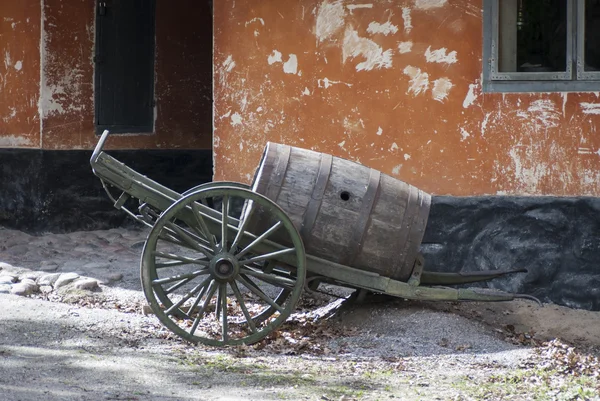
[422,196,600,312]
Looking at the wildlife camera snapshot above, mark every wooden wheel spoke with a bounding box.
[230,200,256,252]
[237,274,284,313]
[165,221,207,253]
[152,269,208,286]
[239,268,296,290]
[161,224,215,257]
[230,280,257,333]
[191,202,217,251]
[190,279,218,333]
[158,232,185,247]
[155,258,209,269]
[236,221,282,259]
[153,251,210,266]
[220,284,228,342]
[238,247,296,266]
[165,276,213,316]
[220,195,230,251]
[187,277,213,333]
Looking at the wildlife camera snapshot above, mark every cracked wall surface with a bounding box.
[1,0,212,151]
[213,0,600,196]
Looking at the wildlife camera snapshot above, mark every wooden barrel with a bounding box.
[251,142,431,282]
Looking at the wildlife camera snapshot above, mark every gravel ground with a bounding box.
[1,226,599,400]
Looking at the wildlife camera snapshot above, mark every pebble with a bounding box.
[10,281,38,296]
[74,278,99,291]
[0,284,11,293]
[0,275,17,284]
[38,273,62,287]
[54,273,80,289]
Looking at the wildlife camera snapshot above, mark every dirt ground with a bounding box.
[1,226,599,400]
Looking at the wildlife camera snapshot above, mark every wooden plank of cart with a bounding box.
[90,130,533,347]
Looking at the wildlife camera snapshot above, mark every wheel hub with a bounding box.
[210,254,239,282]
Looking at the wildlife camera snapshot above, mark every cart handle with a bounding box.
[91,129,111,164]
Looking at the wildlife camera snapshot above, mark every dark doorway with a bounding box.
[94,0,156,134]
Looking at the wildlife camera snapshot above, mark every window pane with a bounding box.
[499,0,567,73]
[585,0,600,71]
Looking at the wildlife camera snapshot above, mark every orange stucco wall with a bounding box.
[213,0,600,196]
[0,1,41,148]
[1,0,212,151]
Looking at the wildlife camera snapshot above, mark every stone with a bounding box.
[39,285,53,294]
[0,284,11,294]
[20,273,41,281]
[39,261,59,272]
[19,278,37,287]
[0,262,14,270]
[10,281,38,296]
[103,273,124,284]
[0,276,17,285]
[38,273,62,287]
[54,273,80,289]
[73,278,99,291]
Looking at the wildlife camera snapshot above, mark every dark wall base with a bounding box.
[422,196,600,311]
[2,155,599,311]
[0,149,212,233]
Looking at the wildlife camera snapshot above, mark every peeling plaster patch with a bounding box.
[392,164,402,175]
[460,127,470,141]
[318,77,353,88]
[316,0,346,42]
[398,41,413,54]
[230,112,243,126]
[302,87,311,96]
[580,102,600,115]
[403,66,429,96]
[14,61,22,71]
[390,142,398,150]
[338,140,346,149]
[0,135,33,147]
[367,20,399,36]
[561,93,568,116]
[481,112,491,137]
[518,99,560,128]
[342,27,393,71]
[507,147,547,194]
[404,153,411,160]
[425,46,457,64]
[4,51,12,70]
[245,17,265,26]
[283,54,298,74]
[346,4,373,13]
[402,8,412,33]
[376,127,383,135]
[40,68,86,118]
[415,0,448,10]
[268,50,282,65]
[222,55,235,72]
[577,147,600,156]
[432,78,453,102]
[221,110,232,119]
[463,83,478,108]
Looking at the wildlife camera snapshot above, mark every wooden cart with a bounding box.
[90,130,529,347]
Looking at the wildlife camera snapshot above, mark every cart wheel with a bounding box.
[141,185,306,346]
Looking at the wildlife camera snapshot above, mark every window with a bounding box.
[483,0,600,92]
[95,0,156,133]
